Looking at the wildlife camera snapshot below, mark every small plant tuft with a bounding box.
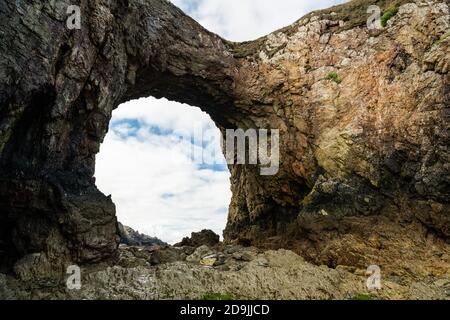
[326,71,342,84]
[433,32,450,47]
[381,5,399,27]
[200,293,235,300]
[353,293,373,300]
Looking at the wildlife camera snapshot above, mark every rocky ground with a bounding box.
[0,230,449,300]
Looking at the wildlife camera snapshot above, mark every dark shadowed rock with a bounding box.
[118,223,167,247]
[175,230,220,248]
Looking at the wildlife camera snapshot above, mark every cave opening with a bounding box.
[94,97,232,245]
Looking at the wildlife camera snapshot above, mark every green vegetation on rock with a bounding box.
[326,71,342,84]
[228,0,410,58]
[433,32,450,47]
[381,5,399,27]
[353,293,373,300]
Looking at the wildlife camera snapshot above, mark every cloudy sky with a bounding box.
[95,0,346,244]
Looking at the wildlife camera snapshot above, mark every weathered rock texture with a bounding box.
[175,229,220,248]
[0,0,236,272]
[0,0,449,275]
[224,0,450,271]
[118,223,167,247]
[1,247,449,300]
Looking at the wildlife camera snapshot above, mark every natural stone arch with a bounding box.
[0,0,241,268]
[0,0,449,273]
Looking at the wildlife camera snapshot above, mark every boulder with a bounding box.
[175,230,220,248]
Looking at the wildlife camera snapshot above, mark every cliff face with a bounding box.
[0,0,448,273]
[224,0,450,268]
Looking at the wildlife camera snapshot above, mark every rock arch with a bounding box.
[0,0,449,271]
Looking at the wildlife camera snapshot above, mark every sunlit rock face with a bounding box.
[224,0,450,269]
[0,0,448,273]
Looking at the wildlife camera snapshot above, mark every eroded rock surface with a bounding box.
[175,229,221,248]
[223,0,450,270]
[1,246,448,300]
[118,223,167,247]
[0,0,236,270]
[0,0,448,281]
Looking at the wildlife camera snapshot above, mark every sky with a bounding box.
[171,0,347,41]
[95,0,346,244]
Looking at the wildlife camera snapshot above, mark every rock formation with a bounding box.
[175,230,220,248]
[2,245,449,299]
[0,0,449,277]
[118,223,167,247]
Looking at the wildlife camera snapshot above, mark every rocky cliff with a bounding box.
[118,223,167,247]
[0,0,448,278]
[224,0,450,271]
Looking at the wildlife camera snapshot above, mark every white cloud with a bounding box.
[111,98,217,133]
[96,98,231,244]
[96,1,347,243]
[171,0,347,41]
